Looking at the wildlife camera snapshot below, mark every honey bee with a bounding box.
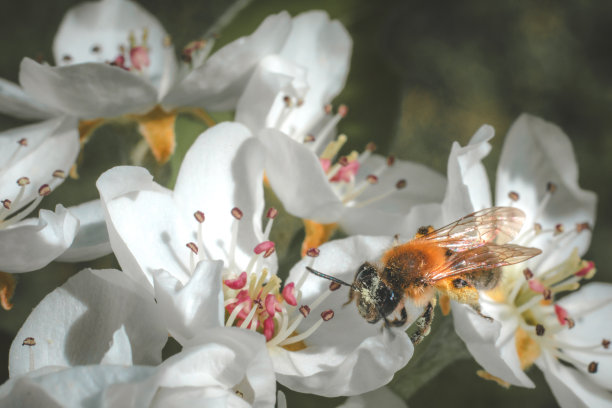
[307,207,542,344]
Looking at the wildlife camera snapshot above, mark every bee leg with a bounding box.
[410,300,435,345]
[470,303,494,322]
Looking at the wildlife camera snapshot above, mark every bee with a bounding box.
[307,207,542,344]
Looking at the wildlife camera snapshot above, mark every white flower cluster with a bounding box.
[0,1,609,407]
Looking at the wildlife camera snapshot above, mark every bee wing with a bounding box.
[421,207,526,251]
[426,244,542,283]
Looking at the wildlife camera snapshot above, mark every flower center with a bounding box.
[317,132,406,208]
[185,207,335,350]
[485,182,610,374]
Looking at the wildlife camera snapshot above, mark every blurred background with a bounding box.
[1,0,611,406]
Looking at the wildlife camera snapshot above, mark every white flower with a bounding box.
[3,268,276,407]
[0,118,79,274]
[446,114,610,407]
[96,122,416,397]
[233,11,445,248]
[0,0,293,162]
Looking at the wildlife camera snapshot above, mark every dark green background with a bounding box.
[1,1,610,406]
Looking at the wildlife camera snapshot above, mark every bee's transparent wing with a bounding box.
[426,244,542,283]
[420,207,526,251]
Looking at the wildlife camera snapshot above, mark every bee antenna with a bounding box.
[305,266,354,288]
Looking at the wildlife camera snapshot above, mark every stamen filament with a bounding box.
[279,318,324,346]
[354,188,397,208]
[226,302,246,327]
[240,304,258,329]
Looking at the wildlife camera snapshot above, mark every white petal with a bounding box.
[452,301,535,387]
[20,58,158,119]
[276,10,352,138]
[161,11,292,111]
[0,365,154,408]
[555,283,612,390]
[108,327,276,408]
[173,122,269,270]
[0,117,79,217]
[495,114,596,258]
[235,55,308,135]
[97,165,190,291]
[100,325,133,366]
[341,154,446,236]
[274,236,415,397]
[337,386,407,408]
[53,0,169,89]
[538,351,612,408]
[56,199,112,262]
[152,260,224,344]
[258,129,343,222]
[441,124,494,222]
[9,268,167,377]
[0,205,78,273]
[0,78,55,120]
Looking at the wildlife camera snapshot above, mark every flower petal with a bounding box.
[495,114,596,259]
[235,55,308,135]
[9,268,167,377]
[100,325,133,366]
[341,154,446,236]
[537,351,612,408]
[0,205,78,273]
[20,58,158,119]
[108,327,276,408]
[0,78,55,120]
[161,11,291,111]
[275,10,352,139]
[97,165,190,291]
[258,128,344,223]
[0,365,154,407]
[152,260,224,344]
[0,117,79,217]
[337,386,407,408]
[56,199,112,262]
[173,122,269,270]
[441,124,494,221]
[452,301,535,387]
[53,0,169,89]
[275,236,416,396]
[555,282,612,390]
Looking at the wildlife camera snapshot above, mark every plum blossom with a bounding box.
[2,268,276,407]
[444,114,609,407]
[96,121,417,397]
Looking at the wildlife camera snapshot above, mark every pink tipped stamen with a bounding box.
[528,279,546,293]
[264,317,275,341]
[282,282,297,306]
[575,261,595,277]
[254,241,275,256]
[555,304,569,325]
[329,160,360,183]
[224,271,247,290]
[265,294,277,317]
[130,46,150,71]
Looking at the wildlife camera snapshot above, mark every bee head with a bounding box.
[352,262,402,324]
